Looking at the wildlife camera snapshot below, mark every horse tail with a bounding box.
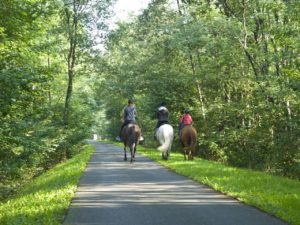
[190,129,197,149]
[157,126,173,152]
[182,126,197,153]
[128,125,140,145]
[157,137,171,152]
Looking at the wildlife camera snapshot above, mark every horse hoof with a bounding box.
[162,154,168,160]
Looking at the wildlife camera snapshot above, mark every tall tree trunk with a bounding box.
[63,1,78,126]
[189,53,206,118]
[176,0,206,118]
[47,35,52,106]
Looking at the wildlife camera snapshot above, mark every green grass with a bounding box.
[136,144,300,225]
[0,145,94,225]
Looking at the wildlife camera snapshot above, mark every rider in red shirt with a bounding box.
[181,112,192,125]
[179,109,193,135]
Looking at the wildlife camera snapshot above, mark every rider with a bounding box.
[178,109,193,135]
[154,102,169,138]
[116,99,137,141]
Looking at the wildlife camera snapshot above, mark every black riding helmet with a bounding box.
[160,101,166,107]
[128,99,133,104]
[184,109,190,114]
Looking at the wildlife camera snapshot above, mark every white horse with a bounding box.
[156,124,174,160]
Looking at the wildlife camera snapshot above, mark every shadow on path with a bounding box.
[63,141,288,225]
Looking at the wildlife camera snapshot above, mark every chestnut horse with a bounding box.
[180,125,197,160]
[121,123,141,163]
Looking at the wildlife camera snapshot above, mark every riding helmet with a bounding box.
[160,101,166,106]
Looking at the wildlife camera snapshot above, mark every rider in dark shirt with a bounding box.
[156,102,169,129]
[154,102,169,140]
[123,100,136,124]
[117,99,136,141]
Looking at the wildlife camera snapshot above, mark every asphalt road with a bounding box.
[63,141,287,225]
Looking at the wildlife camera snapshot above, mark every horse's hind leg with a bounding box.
[162,151,167,160]
[188,148,194,160]
[161,151,168,160]
[190,150,194,160]
[124,146,127,161]
[130,148,134,163]
[188,150,192,160]
[130,148,133,163]
[130,144,135,163]
[167,143,172,160]
[133,143,137,160]
[130,149,133,163]
[183,147,187,160]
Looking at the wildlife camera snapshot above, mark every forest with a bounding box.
[0,0,299,201]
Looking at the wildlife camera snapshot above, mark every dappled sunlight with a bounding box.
[129,144,298,224]
[72,183,238,207]
[63,142,289,225]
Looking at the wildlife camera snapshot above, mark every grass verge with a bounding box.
[137,144,300,225]
[0,145,94,225]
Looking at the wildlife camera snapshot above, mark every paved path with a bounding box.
[63,141,287,225]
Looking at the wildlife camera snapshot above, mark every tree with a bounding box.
[61,0,115,126]
[0,0,116,200]
[98,0,300,178]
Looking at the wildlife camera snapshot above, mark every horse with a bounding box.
[180,125,197,160]
[121,123,141,163]
[155,124,174,160]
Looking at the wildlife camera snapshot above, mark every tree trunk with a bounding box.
[47,40,52,106]
[176,0,206,118]
[63,0,78,126]
[189,53,206,118]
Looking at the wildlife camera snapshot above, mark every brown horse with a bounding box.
[180,125,197,160]
[121,123,141,163]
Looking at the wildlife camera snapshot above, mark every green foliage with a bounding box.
[0,0,114,200]
[0,144,94,225]
[96,0,300,178]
